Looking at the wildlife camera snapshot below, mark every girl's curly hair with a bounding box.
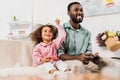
[29,24,58,46]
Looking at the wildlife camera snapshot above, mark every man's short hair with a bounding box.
[67,2,80,11]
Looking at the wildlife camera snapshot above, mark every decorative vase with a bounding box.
[105,36,120,51]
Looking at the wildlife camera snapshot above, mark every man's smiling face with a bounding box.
[68,4,84,24]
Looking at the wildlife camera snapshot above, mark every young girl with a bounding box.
[30,19,70,74]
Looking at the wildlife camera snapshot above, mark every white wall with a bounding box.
[0,0,32,39]
[33,0,82,25]
[0,0,120,57]
[33,0,120,57]
[0,0,12,39]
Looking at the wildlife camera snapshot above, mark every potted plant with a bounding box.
[96,31,120,51]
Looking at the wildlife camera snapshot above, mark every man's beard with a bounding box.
[71,16,83,24]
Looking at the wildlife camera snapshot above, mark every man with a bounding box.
[58,2,115,73]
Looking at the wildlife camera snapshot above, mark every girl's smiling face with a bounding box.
[41,26,53,44]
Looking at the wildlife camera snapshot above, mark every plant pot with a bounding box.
[105,36,120,51]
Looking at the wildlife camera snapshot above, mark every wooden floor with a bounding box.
[0,73,117,80]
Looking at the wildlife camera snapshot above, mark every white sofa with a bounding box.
[0,40,120,77]
[0,40,45,76]
[0,40,34,68]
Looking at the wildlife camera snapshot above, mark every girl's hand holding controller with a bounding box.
[50,56,59,61]
[40,57,51,63]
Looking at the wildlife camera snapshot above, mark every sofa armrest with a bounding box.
[0,40,34,68]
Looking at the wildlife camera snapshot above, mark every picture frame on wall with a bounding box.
[81,0,120,17]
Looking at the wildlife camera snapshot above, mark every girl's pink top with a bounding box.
[32,25,66,67]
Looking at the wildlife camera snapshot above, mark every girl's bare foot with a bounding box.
[49,69,57,74]
[64,69,71,72]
